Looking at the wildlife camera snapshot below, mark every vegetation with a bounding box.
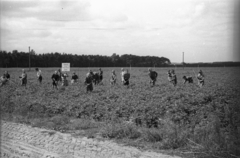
[0,51,170,67]
[1,67,240,158]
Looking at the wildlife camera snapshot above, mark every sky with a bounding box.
[1,0,239,63]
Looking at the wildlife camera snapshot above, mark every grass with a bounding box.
[1,67,240,158]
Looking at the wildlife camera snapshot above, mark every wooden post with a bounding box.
[182,52,184,69]
[29,46,31,71]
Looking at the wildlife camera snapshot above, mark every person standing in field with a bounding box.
[148,68,158,86]
[99,68,103,83]
[37,69,43,84]
[167,70,172,82]
[51,71,59,89]
[0,76,7,87]
[121,69,130,86]
[85,70,94,92]
[168,69,177,87]
[121,68,125,84]
[71,72,78,84]
[110,70,117,85]
[61,73,69,86]
[197,70,204,87]
[57,69,63,82]
[4,71,10,80]
[20,69,27,87]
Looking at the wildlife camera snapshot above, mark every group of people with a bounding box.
[51,69,79,89]
[167,69,204,87]
[0,69,28,87]
[0,68,205,91]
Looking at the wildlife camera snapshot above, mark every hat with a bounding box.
[148,68,152,71]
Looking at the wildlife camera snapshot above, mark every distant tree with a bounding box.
[0,50,171,67]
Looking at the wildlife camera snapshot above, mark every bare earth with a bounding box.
[1,121,181,158]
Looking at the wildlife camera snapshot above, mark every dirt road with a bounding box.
[1,121,181,158]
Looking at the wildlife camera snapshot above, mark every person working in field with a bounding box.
[0,76,7,87]
[37,69,43,84]
[121,68,125,83]
[183,75,193,84]
[167,70,172,82]
[110,70,117,85]
[61,73,69,86]
[71,72,78,84]
[51,71,59,89]
[121,68,130,86]
[0,71,10,87]
[197,70,204,87]
[148,68,158,86]
[85,70,94,92]
[57,69,63,82]
[168,69,177,87]
[99,68,103,83]
[4,71,10,80]
[20,69,27,87]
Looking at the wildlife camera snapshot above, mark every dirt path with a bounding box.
[1,121,181,158]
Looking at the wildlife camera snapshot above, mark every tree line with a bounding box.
[0,50,171,68]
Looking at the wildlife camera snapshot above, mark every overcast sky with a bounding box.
[1,0,239,63]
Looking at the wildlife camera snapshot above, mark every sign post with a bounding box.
[62,63,70,72]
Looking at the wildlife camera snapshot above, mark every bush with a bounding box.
[101,122,141,139]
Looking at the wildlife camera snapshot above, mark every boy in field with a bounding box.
[37,69,43,84]
[197,70,204,87]
[20,69,27,87]
[121,69,130,86]
[57,69,63,82]
[85,70,94,92]
[71,72,78,84]
[121,68,125,84]
[110,70,117,85]
[168,69,177,87]
[0,76,7,87]
[148,68,158,86]
[51,71,59,89]
[99,68,103,83]
[4,71,10,80]
[61,73,69,86]
[167,70,172,82]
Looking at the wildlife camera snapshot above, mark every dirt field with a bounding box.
[1,121,182,158]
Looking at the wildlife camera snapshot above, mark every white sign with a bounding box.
[62,63,70,72]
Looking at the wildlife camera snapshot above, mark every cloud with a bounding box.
[1,0,92,21]
[193,3,206,17]
[0,0,238,62]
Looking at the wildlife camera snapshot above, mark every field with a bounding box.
[1,67,240,158]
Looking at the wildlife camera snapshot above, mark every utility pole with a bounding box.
[29,46,31,71]
[182,52,184,69]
